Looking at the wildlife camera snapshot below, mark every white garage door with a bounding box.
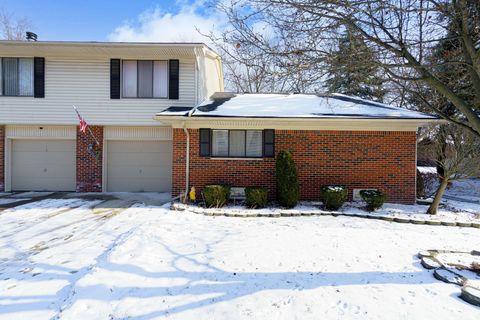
[107,141,172,192]
[11,139,76,191]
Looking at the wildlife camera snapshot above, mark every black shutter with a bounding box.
[169,59,179,100]
[199,128,211,156]
[263,129,275,157]
[110,59,121,99]
[33,57,45,98]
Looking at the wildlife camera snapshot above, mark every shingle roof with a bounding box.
[158,93,439,120]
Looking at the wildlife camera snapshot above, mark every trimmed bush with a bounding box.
[360,190,386,211]
[276,150,299,208]
[245,187,268,209]
[203,184,231,208]
[320,185,348,210]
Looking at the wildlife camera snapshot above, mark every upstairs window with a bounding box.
[122,60,168,98]
[0,58,34,97]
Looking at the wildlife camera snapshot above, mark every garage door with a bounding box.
[11,139,76,191]
[107,141,172,192]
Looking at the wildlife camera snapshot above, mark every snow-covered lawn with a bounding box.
[0,198,479,319]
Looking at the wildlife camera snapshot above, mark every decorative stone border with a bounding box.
[418,250,480,307]
[171,203,480,229]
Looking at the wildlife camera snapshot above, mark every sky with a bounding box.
[0,0,223,42]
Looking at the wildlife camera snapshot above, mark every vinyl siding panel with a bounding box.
[0,58,196,125]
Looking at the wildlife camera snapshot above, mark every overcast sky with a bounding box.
[0,0,223,42]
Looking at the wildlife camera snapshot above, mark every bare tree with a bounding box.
[0,9,31,40]
[202,2,328,92]
[426,124,480,214]
[212,0,480,135]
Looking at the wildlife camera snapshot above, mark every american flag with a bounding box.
[73,105,88,133]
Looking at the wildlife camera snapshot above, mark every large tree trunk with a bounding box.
[427,178,449,215]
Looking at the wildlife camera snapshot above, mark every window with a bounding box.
[210,129,264,158]
[122,60,168,98]
[0,57,34,96]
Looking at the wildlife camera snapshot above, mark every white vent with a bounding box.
[230,187,246,200]
[353,188,378,201]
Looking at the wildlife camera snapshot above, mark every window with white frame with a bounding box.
[211,129,264,158]
[122,60,168,98]
[0,57,34,96]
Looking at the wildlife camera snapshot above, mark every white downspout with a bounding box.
[182,104,197,202]
[182,122,190,202]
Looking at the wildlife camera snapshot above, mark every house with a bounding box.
[155,93,439,204]
[0,41,223,193]
[0,40,438,204]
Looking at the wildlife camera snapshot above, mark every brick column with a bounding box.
[172,128,187,197]
[0,126,4,192]
[76,126,103,192]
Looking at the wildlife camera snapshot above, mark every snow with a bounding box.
[445,179,480,203]
[325,185,346,192]
[418,166,437,174]
[190,93,437,119]
[175,200,480,224]
[1,197,480,319]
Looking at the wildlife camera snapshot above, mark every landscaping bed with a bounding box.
[172,200,480,228]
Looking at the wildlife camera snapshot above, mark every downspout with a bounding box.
[182,104,198,202]
[182,122,190,202]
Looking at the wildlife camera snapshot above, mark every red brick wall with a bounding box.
[76,126,103,192]
[172,129,417,204]
[0,126,4,192]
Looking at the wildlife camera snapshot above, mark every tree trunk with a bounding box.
[427,178,449,215]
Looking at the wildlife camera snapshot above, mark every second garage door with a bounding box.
[11,139,76,191]
[107,140,172,192]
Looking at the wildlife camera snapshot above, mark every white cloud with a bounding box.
[108,1,225,43]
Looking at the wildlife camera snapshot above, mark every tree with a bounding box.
[325,28,385,101]
[0,9,31,40]
[213,0,480,136]
[203,2,327,93]
[427,124,480,214]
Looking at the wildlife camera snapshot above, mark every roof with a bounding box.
[158,93,439,120]
[0,40,220,58]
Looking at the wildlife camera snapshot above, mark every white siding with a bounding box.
[104,126,172,140]
[0,58,196,126]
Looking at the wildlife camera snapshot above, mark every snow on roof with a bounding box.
[158,93,439,119]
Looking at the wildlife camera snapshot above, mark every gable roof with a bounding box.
[159,92,438,120]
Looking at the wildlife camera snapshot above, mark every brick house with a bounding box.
[0,41,222,193]
[156,93,438,204]
[0,40,438,204]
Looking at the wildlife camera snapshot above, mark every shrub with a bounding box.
[203,184,231,208]
[245,187,268,209]
[320,185,348,210]
[276,150,299,208]
[360,190,386,211]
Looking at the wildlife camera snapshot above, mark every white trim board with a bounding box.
[104,126,172,141]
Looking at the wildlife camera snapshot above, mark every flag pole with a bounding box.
[86,125,100,145]
[73,105,100,145]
